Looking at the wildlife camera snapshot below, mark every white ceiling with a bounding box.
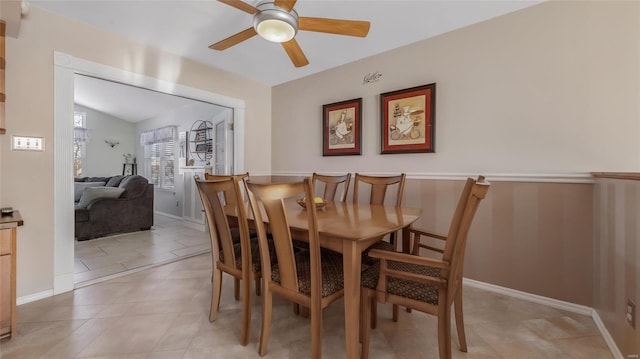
[30,0,541,87]
[32,0,542,123]
[73,74,219,122]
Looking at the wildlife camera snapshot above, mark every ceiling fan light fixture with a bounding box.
[253,2,298,43]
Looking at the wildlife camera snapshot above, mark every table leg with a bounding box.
[343,241,361,359]
[402,226,411,253]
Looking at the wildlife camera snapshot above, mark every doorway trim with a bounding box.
[53,51,245,294]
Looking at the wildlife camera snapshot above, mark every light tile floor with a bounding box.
[1,252,614,358]
[74,214,211,284]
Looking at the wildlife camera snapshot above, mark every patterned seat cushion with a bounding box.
[361,259,441,305]
[229,227,257,244]
[219,237,277,273]
[361,240,395,265]
[271,250,344,298]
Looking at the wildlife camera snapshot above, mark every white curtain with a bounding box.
[141,126,177,158]
[74,127,91,143]
[140,126,176,145]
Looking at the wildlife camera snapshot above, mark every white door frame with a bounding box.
[53,52,245,294]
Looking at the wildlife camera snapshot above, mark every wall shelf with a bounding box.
[189,120,213,163]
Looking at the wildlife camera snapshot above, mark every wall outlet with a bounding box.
[627,299,636,329]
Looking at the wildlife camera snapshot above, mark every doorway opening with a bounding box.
[72,74,234,284]
[54,52,245,294]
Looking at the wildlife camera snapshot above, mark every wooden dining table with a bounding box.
[275,199,422,358]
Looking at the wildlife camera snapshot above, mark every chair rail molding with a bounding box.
[271,171,595,184]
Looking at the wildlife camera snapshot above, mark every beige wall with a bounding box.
[594,176,640,357]
[268,175,595,307]
[272,1,640,173]
[270,0,640,352]
[1,6,271,297]
[402,178,594,306]
[271,1,640,299]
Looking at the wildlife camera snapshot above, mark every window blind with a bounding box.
[142,126,176,190]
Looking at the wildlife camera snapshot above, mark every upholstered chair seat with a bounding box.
[271,250,344,297]
[361,260,441,304]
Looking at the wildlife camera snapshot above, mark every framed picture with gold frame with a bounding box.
[322,98,362,156]
[380,83,435,154]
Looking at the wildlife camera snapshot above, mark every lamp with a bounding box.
[253,2,298,43]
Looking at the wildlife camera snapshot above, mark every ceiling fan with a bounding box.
[210,0,371,68]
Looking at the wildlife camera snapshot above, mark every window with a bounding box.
[73,111,89,177]
[147,141,175,190]
[141,126,176,190]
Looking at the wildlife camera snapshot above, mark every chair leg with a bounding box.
[293,303,300,315]
[371,300,377,329]
[361,289,372,359]
[392,304,399,322]
[234,278,240,301]
[454,287,467,352]
[310,301,322,359]
[359,290,365,343]
[302,306,310,318]
[437,302,453,359]
[258,290,273,356]
[209,268,222,322]
[240,277,252,346]
[255,277,262,296]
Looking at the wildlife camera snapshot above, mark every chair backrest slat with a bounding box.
[195,176,252,271]
[441,177,490,282]
[246,179,320,295]
[204,172,250,210]
[312,173,351,202]
[353,173,406,207]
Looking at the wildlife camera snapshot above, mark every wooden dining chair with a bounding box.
[353,173,406,257]
[360,176,490,359]
[352,173,405,207]
[203,173,255,298]
[203,172,250,229]
[311,172,351,202]
[194,175,272,346]
[246,178,345,359]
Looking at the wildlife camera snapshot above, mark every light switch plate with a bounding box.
[12,135,44,151]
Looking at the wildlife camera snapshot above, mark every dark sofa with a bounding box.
[74,175,154,241]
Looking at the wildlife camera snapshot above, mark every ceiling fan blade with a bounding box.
[217,0,258,14]
[274,0,297,12]
[281,39,309,68]
[299,17,371,37]
[209,27,257,50]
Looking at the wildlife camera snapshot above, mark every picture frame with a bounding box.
[322,98,362,156]
[380,83,436,154]
[122,163,136,176]
[195,143,207,152]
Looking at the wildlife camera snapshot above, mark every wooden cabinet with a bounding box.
[0,211,23,339]
[1,20,6,133]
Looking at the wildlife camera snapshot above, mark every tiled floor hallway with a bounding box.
[0,214,614,358]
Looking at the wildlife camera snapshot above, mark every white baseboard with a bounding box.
[463,278,622,359]
[182,220,206,232]
[154,211,182,220]
[17,290,54,305]
[591,309,624,359]
[463,278,592,315]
